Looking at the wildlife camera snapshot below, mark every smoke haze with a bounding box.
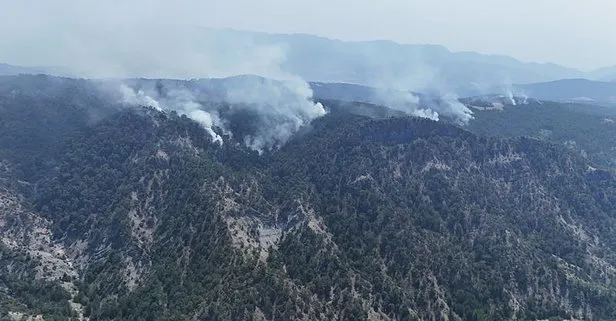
[36,25,328,152]
[0,6,482,147]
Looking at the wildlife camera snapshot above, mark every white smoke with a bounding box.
[501,86,530,106]
[165,88,225,144]
[364,56,473,123]
[440,93,474,124]
[3,19,477,137]
[56,25,330,152]
[118,76,326,152]
[373,87,439,121]
[119,85,162,111]
[189,110,223,144]
[0,21,330,152]
[373,86,473,124]
[222,76,326,153]
[119,83,224,144]
[520,92,529,104]
[505,88,517,105]
[500,77,530,106]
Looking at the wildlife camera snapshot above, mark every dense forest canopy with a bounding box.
[465,100,616,169]
[1,75,616,321]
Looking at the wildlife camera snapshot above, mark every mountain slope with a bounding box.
[309,81,616,169]
[0,182,79,320]
[1,76,616,320]
[465,101,616,169]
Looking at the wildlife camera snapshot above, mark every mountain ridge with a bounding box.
[590,66,616,81]
[2,75,616,320]
[1,26,610,89]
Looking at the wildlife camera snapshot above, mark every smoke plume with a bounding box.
[221,76,326,152]
[439,93,474,124]
[372,87,439,121]
[47,25,330,152]
[500,78,530,106]
[364,56,473,124]
[118,76,325,152]
[2,19,478,139]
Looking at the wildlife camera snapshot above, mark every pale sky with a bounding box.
[1,0,615,71]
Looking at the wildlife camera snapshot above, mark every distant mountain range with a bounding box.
[252,31,586,90]
[2,28,615,100]
[0,63,46,76]
[590,66,616,81]
[310,80,616,106]
[0,63,70,77]
[203,29,612,89]
[516,79,616,104]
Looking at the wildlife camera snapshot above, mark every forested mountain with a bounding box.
[309,81,616,169]
[465,101,616,169]
[1,75,616,321]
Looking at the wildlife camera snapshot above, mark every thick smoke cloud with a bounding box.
[10,22,473,147]
[40,25,328,152]
[1,18,474,144]
[118,77,325,153]
[119,85,163,112]
[307,43,470,123]
[221,76,326,151]
[367,62,473,124]
[438,93,474,123]
[372,88,439,121]
[120,83,225,144]
[371,87,474,124]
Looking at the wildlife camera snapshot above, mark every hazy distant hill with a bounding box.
[516,79,616,104]
[0,63,46,76]
[590,66,616,81]
[0,27,593,90]
[215,29,585,90]
[466,100,616,168]
[310,78,616,108]
[3,26,616,101]
[4,27,616,94]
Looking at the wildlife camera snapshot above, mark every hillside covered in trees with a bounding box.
[1,75,616,321]
[465,100,616,169]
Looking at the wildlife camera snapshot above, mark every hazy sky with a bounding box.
[2,0,615,71]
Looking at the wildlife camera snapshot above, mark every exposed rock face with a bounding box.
[0,182,87,320]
